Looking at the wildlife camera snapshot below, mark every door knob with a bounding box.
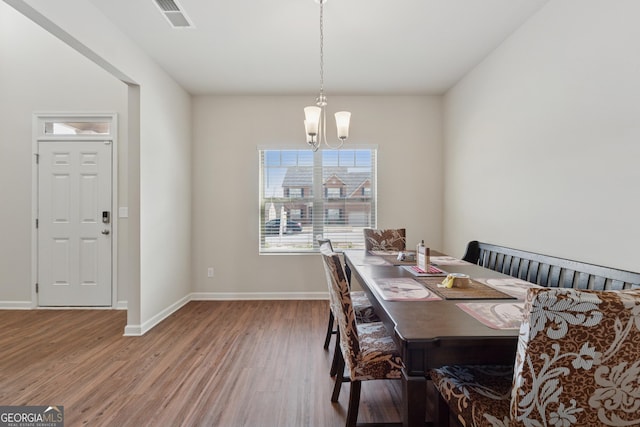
[101,229,110,235]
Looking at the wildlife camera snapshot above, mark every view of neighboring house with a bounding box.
[259,149,376,251]
[267,166,372,226]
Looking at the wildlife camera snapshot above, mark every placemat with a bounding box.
[457,302,524,329]
[475,277,541,300]
[429,256,472,266]
[369,278,442,301]
[373,253,415,266]
[369,250,401,256]
[358,257,392,266]
[401,265,448,277]
[370,252,467,267]
[416,277,515,300]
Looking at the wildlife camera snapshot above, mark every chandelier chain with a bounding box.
[304,0,349,151]
[319,1,324,96]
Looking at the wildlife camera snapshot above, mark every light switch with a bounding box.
[119,207,129,218]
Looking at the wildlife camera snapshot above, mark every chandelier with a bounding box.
[304,0,351,151]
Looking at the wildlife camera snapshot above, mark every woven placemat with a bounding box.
[417,277,515,300]
[374,254,416,266]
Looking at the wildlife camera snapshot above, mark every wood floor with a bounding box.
[0,300,403,426]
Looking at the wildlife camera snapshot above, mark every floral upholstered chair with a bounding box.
[318,238,378,377]
[363,228,406,252]
[321,251,403,427]
[429,287,640,427]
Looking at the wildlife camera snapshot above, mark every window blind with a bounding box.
[259,148,377,253]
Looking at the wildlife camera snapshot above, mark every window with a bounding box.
[259,148,377,253]
[288,188,303,198]
[326,187,341,198]
[326,208,342,223]
[44,120,111,135]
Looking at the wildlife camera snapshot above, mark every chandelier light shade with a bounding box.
[304,0,351,151]
[334,111,351,139]
[304,106,321,137]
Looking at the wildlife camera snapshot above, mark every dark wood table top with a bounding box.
[344,250,521,373]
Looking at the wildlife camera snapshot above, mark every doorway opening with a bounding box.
[32,113,118,307]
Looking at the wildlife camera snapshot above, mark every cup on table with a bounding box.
[442,273,471,288]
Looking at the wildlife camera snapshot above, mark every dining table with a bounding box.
[342,249,536,427]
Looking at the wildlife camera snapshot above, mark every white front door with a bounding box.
[37,140,112,306]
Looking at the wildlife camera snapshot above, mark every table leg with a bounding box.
[402,368,426,427]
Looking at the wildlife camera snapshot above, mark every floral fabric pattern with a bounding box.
[363,228,406,252]
[351,291,380,323]
[319,238,379,324]
[322,252,403,381]
[430,365,514,427]
[430,287,640,427]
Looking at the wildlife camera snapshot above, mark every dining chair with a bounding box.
[461,240,480,263]
[429,287,640,427]
[318,237,379,377]
[363,228,406,252]
[321,250,403,427]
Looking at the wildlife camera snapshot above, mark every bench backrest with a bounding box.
[463,241,640,291]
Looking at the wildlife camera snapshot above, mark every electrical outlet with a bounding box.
[207,267,214,278]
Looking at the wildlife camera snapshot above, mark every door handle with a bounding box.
[101,229,110,235]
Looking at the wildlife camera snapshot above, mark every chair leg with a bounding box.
[346,380,361,427]
[330,329,340,377]
[427,379,451,427]
[324,310,335,350]
[331,350,346,402]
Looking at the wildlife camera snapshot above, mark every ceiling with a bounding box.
[87,0,549,96]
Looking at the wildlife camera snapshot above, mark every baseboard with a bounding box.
[0,301,34,309]
[137,294,191,336]
[1,300,127,310]
[190,291,329,300]
[3,293,328,336]
[123,324,142,336]
[123,292,328,336]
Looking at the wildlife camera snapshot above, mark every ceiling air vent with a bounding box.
[153,0,194,28]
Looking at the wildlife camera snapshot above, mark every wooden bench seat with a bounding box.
[462,240,640,290]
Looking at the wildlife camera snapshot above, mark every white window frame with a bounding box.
[258,147,377,254]
[326,208,341,222]
[288,188,303,198]
[326,187,341,199]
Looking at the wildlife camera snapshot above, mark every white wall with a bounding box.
[139,82,192,324]
[6,0,193,333]
[191,95,442,295]
[443,0,640,273]
[15,0,637,332]
[0,2,127,305]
